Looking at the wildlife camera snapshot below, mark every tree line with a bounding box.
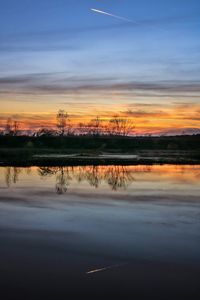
[2,109,135,137]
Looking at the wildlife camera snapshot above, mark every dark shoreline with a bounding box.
[1,156,200,167]
[1,134,200,166]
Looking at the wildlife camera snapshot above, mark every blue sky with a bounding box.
[1,0,199,78]
[0,0,200,134]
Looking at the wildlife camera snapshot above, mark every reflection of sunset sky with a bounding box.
[1,165,200,196]
[0,1,200,135]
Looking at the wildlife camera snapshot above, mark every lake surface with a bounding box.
[0,165,200,299]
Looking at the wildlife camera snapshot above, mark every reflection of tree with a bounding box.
[38,165,138,192]
[74,166,135,190]
[105,166,135,190]
[5,167,21,187]
[25,167,32,175]
[56,167,71,194]
[38,167,57,177]
[76,166,101,188]
[38,167,73,194]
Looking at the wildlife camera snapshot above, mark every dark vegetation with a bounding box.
[0,134,200,166]
[1,134,200,151]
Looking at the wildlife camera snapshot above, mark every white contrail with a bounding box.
[91,8,137,24]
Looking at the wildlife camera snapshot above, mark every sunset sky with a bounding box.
[0,0,200,135]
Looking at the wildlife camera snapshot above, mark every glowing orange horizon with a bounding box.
[0,101,200,135]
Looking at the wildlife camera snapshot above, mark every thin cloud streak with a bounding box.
[91,8,137,24]
[0,73,200,98]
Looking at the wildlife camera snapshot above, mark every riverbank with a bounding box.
[1,135,200,165]
[0,150,200,166]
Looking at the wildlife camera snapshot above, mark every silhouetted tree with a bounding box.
[88,116,102,136]
[56,110,68,136]
[4,118,20,136]
[5,118,13,135]
[109,115,134,136]
[13,121,20,136]
[78,122,86,135]
[65,118,75,136]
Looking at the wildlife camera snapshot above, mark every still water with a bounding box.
[0,165,200,298]
[1,164,200,195]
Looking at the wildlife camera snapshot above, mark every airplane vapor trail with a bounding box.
[91,8,137,24]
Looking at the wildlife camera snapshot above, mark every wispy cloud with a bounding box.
[0,73,200,97]
[121,109,170,118]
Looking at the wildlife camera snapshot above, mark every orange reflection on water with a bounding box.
[1,165,199,195]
